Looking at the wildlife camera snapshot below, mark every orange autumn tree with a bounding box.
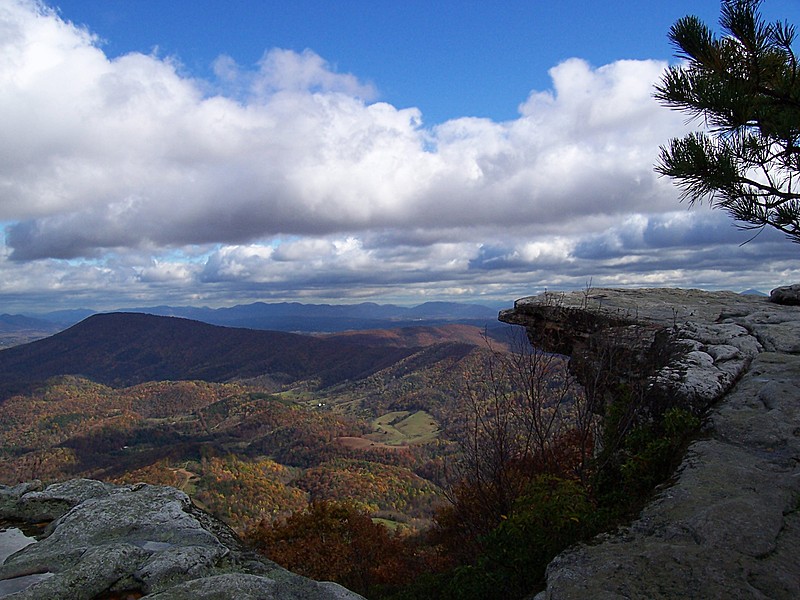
[249,500,434,596]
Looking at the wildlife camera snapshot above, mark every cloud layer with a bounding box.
[0,0,796,311]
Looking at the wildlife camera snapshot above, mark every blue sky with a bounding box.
[51,1,751,125]
[1,0,799,312]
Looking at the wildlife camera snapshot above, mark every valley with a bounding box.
[0,314,511,534]
[0,309,596,599]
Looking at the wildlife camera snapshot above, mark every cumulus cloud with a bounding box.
[0,0,793,312]
[0,1,680,250]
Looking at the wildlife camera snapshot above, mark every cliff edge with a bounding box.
[500,288,800,599]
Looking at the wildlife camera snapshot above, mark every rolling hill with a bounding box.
[0,312,500,531]
[0,312,421,399]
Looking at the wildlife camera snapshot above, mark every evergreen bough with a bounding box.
[655,0,800,244]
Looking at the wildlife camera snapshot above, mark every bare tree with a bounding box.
[440,330,596,550]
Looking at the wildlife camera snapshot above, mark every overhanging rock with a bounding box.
[499,288,800,599]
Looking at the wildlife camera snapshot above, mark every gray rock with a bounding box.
[769,283,800,305]
[135,545,229,593]
[501,288,800,599]
[142,574,278,599]
[2,543,151,600]
[0,482,43,521]
[142,573,361,600]
[0,480,364,600]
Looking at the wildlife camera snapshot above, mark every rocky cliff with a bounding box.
[500,288,800,599]
[0,478,363,599]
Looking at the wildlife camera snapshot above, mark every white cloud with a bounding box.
[136,259,197,285]
[0,2,685,251]
[253,48,377,99]
[0,0,793,312]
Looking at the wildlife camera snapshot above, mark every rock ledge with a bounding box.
[500,288,800,599]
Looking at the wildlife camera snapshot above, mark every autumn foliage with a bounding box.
[0,324,702,600]
[249,500,438,597]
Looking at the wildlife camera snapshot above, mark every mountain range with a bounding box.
[0,300,505,348]
[27,300,502,330]
[0,297,546,574]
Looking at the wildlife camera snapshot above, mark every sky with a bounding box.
[1,0,800,313]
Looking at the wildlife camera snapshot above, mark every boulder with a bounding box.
[769,283,800,305]
[0,479,364,599]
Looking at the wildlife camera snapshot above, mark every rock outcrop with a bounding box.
[0,479,363,600]
[770,283,800,306]
[500,288,800,599]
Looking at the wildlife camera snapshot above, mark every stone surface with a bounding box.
[0,480,364,600]
[144,573,362,600]
[500,288,800,600]
[769,283,800,306]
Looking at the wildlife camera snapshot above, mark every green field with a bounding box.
[368,410,440,445]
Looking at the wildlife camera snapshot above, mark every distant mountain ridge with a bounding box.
[23,300,503,332]
[0,314,56,331]
[0,314,63,349]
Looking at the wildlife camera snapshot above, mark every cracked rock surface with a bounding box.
[500,288,800,600]
[0,479,363,599]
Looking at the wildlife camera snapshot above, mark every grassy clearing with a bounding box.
[368,410,440,445]
[372,517,406,531]
[272,389,317,404]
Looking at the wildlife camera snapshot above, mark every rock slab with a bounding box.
[500,288,800,599]
[0,479,363,600]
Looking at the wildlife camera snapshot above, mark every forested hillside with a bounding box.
[0,315,508,531]
[0,313,420,398]
[0,313,629,600]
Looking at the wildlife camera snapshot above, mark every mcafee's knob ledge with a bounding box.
[500,287,800,599]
